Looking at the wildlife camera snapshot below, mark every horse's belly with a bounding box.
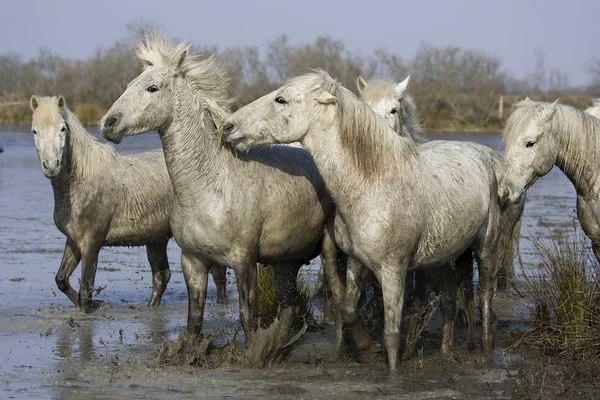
[413,210,487,268]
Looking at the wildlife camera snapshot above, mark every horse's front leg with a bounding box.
[234,262,258,344]
[380,259,409,371]
[146,239,171,307]
[78,239,103,313]
[475,249,498,353]
[180,251,210,335]
[55,238,81,307]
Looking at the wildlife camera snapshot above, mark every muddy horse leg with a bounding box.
[320,228,347,355]
[78,240,102,313]
[455,250,476,350]
[146,239,172,307]
[180,251,210,336]
[380,260,409,371]
[475,248,498,353]
[234,262,259,344]
[211,265,228,305]
[344,257,381,361]
[434,265,458,354]
[55,238,81,307]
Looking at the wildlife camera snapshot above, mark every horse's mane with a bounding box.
[359,79,425,142]
[287,71,417,178]
[135,34,232,127]
[33,96,117,180]
[504,99,600,181]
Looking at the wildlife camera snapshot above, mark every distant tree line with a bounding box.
[0,23,596,131]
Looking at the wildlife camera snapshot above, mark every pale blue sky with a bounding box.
[1,0,598,86]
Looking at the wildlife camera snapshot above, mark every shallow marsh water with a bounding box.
[0,128,581,398]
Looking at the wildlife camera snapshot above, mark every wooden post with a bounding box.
[498,95,504,120]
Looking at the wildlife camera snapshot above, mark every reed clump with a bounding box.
[513,224,600,360]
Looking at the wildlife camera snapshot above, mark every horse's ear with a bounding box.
[541,99,559,122]
[525,97,531,101]
[57,95,66,111]
[314,91,338,105]
[394,75,410,97]
[30,95,39,111]
[356,76,367,94]
[177,51,187,69]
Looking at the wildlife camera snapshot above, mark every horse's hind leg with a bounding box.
[211,266,228,305]
[146,239,172,307]
[56,238,81,307]
[344,257,382,361]
[434,264,457,354]
[320,229,346,355]
[455,251,476,350]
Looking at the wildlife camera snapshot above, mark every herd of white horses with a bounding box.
[29,34,600,371]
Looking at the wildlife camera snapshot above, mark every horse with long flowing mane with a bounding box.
[223,70,511,370]
[100,35,341,347]
[500,99,600,261]
[30,95,228,311]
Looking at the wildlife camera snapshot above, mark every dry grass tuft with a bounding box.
[512,223,600,360]
[256,264,313,328]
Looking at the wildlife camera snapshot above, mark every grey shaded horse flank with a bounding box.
[223,70,510,370]
[100,34,335,346]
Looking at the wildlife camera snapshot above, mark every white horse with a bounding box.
[357,76,524,349]
[100,35,339,345]
[30,95,228,311]
[223,71,511,370]
[500,99,600,261]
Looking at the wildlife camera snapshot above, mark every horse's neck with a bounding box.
[303,124,413,211]
[160,93,229,205]
[554,119,600,197]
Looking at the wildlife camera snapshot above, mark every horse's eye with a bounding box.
[275,96,287,105]
[147,85,159,93]
[32,130,37,135]
[390,108,398,115]
[61,127,66,133]
[526,141,536,148]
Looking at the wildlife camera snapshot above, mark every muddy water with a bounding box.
[0,128,577,399]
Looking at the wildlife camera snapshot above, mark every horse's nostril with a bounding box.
[105,113,121,128]
[223,122,235,134]
[54,159,60,168]
[42,160,48,170]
